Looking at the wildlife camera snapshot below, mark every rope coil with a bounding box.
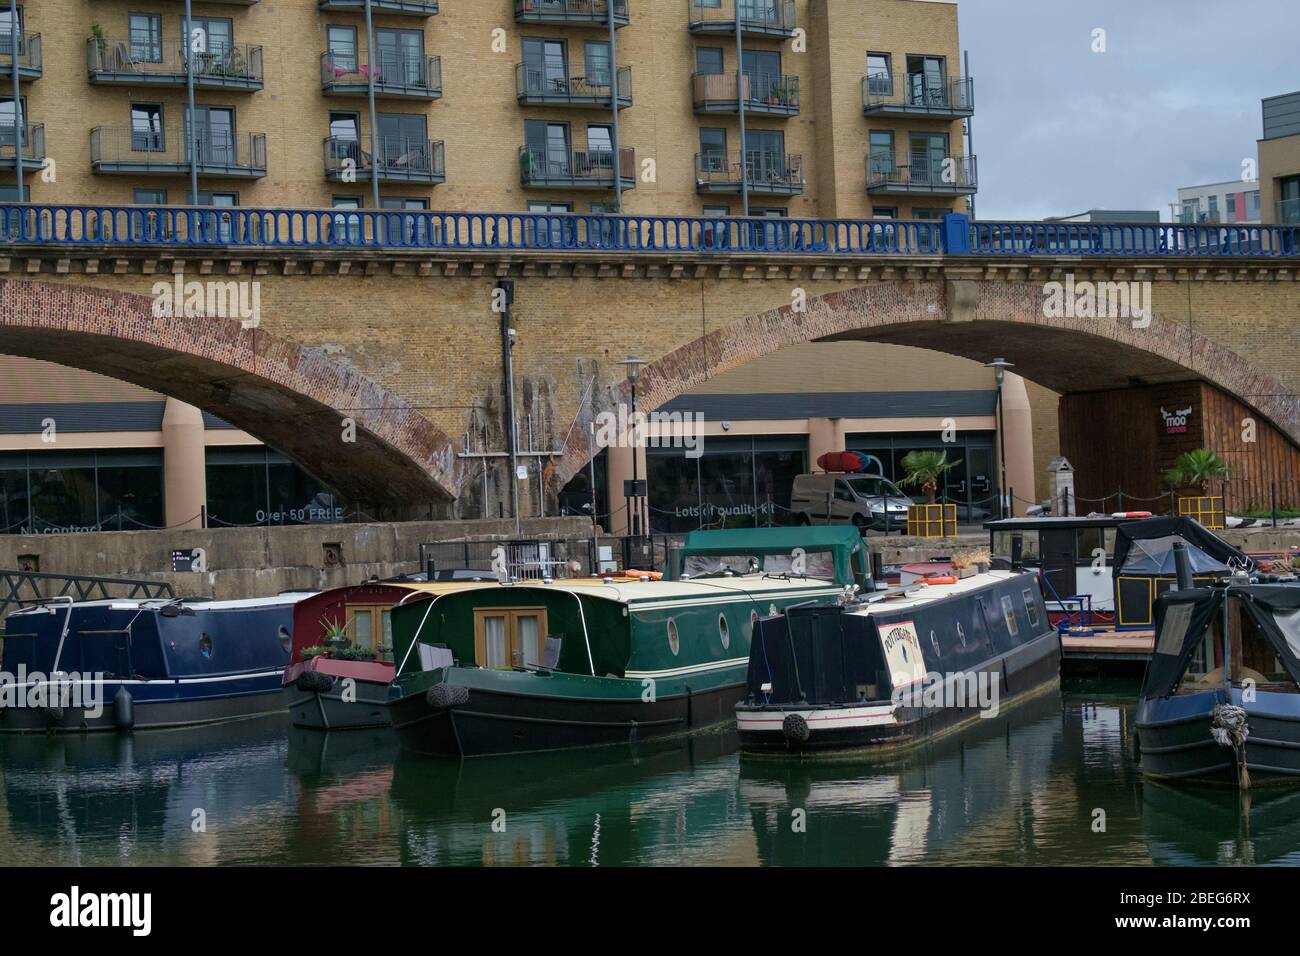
[1210,702,1251,790]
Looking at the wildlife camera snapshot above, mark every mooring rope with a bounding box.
[1210,702,1251,790]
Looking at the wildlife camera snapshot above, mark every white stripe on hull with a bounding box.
[624,657,749,679]
[736,703,898,732]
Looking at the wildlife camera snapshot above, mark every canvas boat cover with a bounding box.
[1142,584,1300,700]
[1112,516,1248,578]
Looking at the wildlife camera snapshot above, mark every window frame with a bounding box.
[472,606,548,669]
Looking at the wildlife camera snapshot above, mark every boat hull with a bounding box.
[737,629,1062,757]
[1136,688,1300,784]
[391,667,744,757]
[286,678,393,731]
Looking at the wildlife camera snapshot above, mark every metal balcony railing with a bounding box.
[688,0,797,36]
[323,136,446,182]
[696,151,804,194]
[692,71,799,114]
[863,73,973,115]
[87,39,264,88]
[90,127,267,176]
[516,63,631,107]
[514,0,629,26]
[1277,198,1300,225]
[317,0,438,15]
[0,33,41,77]
[519,146,635,188]
[867,153,977,193]
[0,123,44,165]
[0,205,1296,258]
[321,51,442,97]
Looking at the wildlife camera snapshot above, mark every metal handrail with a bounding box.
[692,70,799,110]
[89,127,266,171]
[0,570,174,620]
[868,153,977,190]
[696,150,804,189]
[688,0,796,33]
[0,205,1296,259]
[87,38,263,83]
[514,0,628,21]
[520,145,634,185]
[516,63,631,102]
[0,32,40,71]
[0,123,43,161]
[320,50,441,94]
[323,135,445,177]
[863,72,973,112]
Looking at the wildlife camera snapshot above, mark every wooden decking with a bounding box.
[1060,628,1154,663]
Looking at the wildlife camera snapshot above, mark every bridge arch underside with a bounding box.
[0,282,456,509]
[557,281,1300,510]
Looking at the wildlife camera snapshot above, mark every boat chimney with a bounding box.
[1172,541,1194,590]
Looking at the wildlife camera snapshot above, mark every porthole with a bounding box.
[930,629,941,657]
[718,613,730,650]
[199,633,214,659]
[956,622,966,647]
[278,626,291,655]
[750,609,760,631]
[667,618,680,656]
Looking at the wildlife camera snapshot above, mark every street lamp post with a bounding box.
[620,356,646,538]
[984,358,1014,518]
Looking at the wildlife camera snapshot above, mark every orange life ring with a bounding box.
[921,576,958,585]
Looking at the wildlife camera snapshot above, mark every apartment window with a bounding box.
[376,27,423,85]
[0,6,22,56]
[584,40,611,88]
[703,205,729,216]
[185,105,236,164]
[745,129,786,180]
[377,113,427,168]
[1226,193,1237,219]
[382,197,431,244]
[909,132,949,184]
[1249,190,1261,216]
[327,25,358,72]
[700,128,727,171]
[129,14,163,63]
[1208,194,1219,221]
[130,104,164,152]
[332,196,363,243]
[913,207,950,220]
[866,53,892,95]
[524,120,571,177]
[742,50,781,101]
[181,15,233,55]
[587,124,613,166]
[872,206,897,219]
[528,201,571,212]
[696,47,724,74]
[521,37,567,95]
[869,130,894,174]
[196,192,238,242]
[905,55,946,106]
[133,188,167,205]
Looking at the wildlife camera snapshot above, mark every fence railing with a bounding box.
[0,32,40,72]
[89,127,267,174]
[88,38,263,85]
[0,570,174,620]
[516,63,631,105]
[520,145,634,187]
[515,0,628,22]
[688,0,796,34]
[868,153,978,191]
[323,135,445,180]
[693,70,799,112]
[696,151,804,192]
[0,124,44,163]
[863,72,973,113]
[0,205,1296,259]
[321,50,441,96]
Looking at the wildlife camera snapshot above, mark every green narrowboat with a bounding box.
[387,527,871,757]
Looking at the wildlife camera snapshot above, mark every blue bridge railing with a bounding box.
[0,204,1295,259]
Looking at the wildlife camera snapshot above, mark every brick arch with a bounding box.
[0,280,456,506]
[557,279,1300,484]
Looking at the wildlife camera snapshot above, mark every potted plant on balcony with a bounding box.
[519,149,538,182]
[91,23,107,61]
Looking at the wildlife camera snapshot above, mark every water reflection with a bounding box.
[0,691,1294,866]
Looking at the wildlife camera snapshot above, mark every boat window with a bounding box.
[992,530,1039,562]
[718,613,730,650]
[667,617,680,656]
[346,604,396,652]
[956,622,966,647]
[929,629,941,657]
[1076,527,1103,563]
[473,607,547,669]
[278,625,291,654]
[199,633,214,659]
[682,551,835,580]
[750,609,760,633]
[1276,608,1300,661]
[1001,595,1019,636]
[1022,589,1039,627]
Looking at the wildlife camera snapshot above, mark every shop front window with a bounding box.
[0,451,164,534]
[206,448,342,527]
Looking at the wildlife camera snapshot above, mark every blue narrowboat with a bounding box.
[0,594,311,732]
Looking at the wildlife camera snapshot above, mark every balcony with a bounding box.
[0,34,41,81]
[323,136,445,184]
[695,151,803,195]
[693,71,799,116]
[863,73,973,118]
[688,0,797,39]
[0,124,44,170]
[91,128,268,178]
[88,39,263,91]
[519,146,635,190]
[1278,198,1300,225]
[317,0,438,16]
[516,64,631,109]
[321,52,442,99]
[515,0,629,28]
[866,153,977,196]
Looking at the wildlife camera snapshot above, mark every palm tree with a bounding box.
[1164,449,1229,493]
[898,450,962,503]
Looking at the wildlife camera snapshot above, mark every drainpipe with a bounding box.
[184,0,198,204]
[963,49,974,220]
[735,13,749,216]
[8,0,22,200]
[363,0,380,209]
[498,280,521,535]
[608,0,622,213]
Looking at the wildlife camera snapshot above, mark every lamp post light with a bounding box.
[984,358,1014,518]
[620,356,646,538]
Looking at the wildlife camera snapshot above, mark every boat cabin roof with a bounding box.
[8,591,316,615]
[846,570,1025,617]
[985,515,1138,531]
[674,526,867,586]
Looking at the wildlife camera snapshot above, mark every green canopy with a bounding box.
[675,526,866,586]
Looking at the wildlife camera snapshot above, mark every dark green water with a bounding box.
[0,685,1295,866]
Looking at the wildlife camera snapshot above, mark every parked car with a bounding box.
[790,473,912,532]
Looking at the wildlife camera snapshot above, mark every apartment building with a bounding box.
[0,0,1011,533]
[1259,90,1300,225]
[1173,181,1261,225]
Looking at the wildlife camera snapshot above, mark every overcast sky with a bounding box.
[956,0,1299,220]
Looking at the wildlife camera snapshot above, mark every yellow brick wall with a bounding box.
[17,0,971,217]
[1259,132,1300,224]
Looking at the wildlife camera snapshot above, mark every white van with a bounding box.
[790,473,913,532]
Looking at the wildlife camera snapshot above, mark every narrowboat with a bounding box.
[0,593,311,732]
[284,580,491,731]
[735,570,1060,756]
[1134,576,1300,785]
[387,527,871,757]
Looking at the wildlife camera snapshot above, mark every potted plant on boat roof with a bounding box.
[301,645,329,660]
[899,450,962,503]
[320,615,351,655]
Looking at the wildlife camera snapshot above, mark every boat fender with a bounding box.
[295,671,337,694]
[427,683,470,709]
[1210,703,1251,789]
[782,713,811,743]
[113,685,134,730]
